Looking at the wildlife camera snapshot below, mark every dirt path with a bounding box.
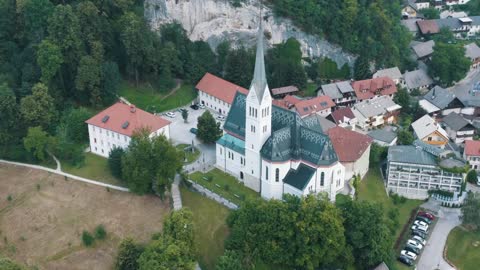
[160,79,182,101]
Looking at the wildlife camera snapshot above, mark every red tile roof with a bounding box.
[195,73,248,104]
[294,95,335,117]
[327,126,373,162]
[351,77,397,101]
[272,95,302,109]
[85,102,171,137]
[331,107,356,125]
[271,85,299,95]
[417,20,440,35]
[464,140,480,156]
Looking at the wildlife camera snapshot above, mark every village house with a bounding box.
[417,16,480,38]
[411,114,449,148]
[318,80,356,107]
[401,2,418,19]
[402,19,421,36]
[464,42,480,69]
[329,107,357,131]
[463,140,480,171]
[352,96,402,130]
[271,85,299,98]
[420,86,467,116]
[85,102,171,158]
[441,112,476,144]
[368,128,398,146]
[411,40,435,61]
[196,72,248,116]
[351,77,397,102]
[373,67,404,85]
[293,95,336,118]
[403,69,434,92]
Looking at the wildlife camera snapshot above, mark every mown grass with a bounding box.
[62,153,124,187]
[446,226,480,270]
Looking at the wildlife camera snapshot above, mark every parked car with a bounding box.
[418,211,435,220]
[416,215,432,224]
[413,220,429,228]
[198,104,205,109]
[190,104,199,110]
[401,250,417,260]
[166,112,176,118]
[407,239,423,250]
[398,256,414,266]
[412,235,427,246]
[190,128,198,135]
[404,245,420,255]
[412,224,429,233]
[216,115,226,121]
[412,230,428,239]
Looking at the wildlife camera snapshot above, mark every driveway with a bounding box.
[417,202,461,270]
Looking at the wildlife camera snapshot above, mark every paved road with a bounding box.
[417,202,461,270]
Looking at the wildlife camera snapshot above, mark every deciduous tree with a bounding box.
[109,147,125,179]
[461,192,480,230]
[429,43,470,86]
[37,39,63,83]
[23,126,53,161]
[215,250,243,270]
[197,111,222,144]
[20,83,57,129]
[115,238,143,270]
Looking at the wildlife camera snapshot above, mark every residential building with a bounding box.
[403,69,434,92]
[351,77,398,101]
[440,10,468,19]
[368,128,398,146]
[414,0,431,9]
[85,102,171,158]
[216,23,346,201]
[293,95,335,118]
[445,0,471,6]
[411,114,449,148]
[411,40,435,60]
[386,143,465,199]
[196,73,248,115]
[401,19,421,36]
[417,16,480,38]
[352,96,402,130]
[463,140,480,170]
[271,85,299,98]
[402,2,418,19]
[419,86,466,116]
[464,42,480,69]
[442,112,476,144]
[318,81,356,107]
[327,126,373,180]
[373,67,404,85]
[329,107,357,130]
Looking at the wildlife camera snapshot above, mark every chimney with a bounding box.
[130,105,136,113]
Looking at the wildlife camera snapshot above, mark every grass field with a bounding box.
[299,82,318,97]
[181,187,230,270]
[189,169,259,205]
[0,163,170,270]
[62,153,123,187]
[446,226,480,270]
[119,80,196,113]
[176,144,200,164]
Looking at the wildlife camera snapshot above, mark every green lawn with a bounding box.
[299,82,318,97]
[189,168,259,206]
[446,227,480,270]
[62,153,124,187]
[176,144,200,164]
[181,187,230,270]
[118,80,196,113]
[357,168,423,270]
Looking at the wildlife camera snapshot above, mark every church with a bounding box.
[215,23,346,201]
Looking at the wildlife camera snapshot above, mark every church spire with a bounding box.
[250,10,268,103]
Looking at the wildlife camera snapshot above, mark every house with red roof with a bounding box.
[327,126,373,180]
[464,140,480,171]
[196,73,248,116]
[85,102,171,158]
[329,107,358,131]
[351,77,397,101]
[293,95,335,118]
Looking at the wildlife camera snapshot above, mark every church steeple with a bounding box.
[250,14,268,103]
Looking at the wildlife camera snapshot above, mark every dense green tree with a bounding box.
[162,209,195,248]
[224,47,254,88]
[0,83,20,141]
[215,250,243,270]
[76,1,103,44]
[109,147,125,179]
[60,107,92,143]
[20,83,57,129]
[216,41,230,76]
[37,39,63,83]
[76,55,102,106]
[121,129,182,195]
[461,192,480,230]
[353,55,371,80]
[22,0,54,43]
[101,61,121,104]
[393,87,411,113]
[115,237,144,270]
[340,198,393,269]
[397,129,414,145]
[466,170,478,184]
[197,111,222,144]
[422,7,440,19]
[137,239,195,270]
[429,42,471,86]
[369,143,388,168]
[433,28,456,44]
[267,38,307,89]
[23,126,53,161]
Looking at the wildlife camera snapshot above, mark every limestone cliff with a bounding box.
[144,0,356,67]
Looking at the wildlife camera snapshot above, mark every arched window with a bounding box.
[240,172,244,179]
[275,168,280,182]
[320,172,325,186]
[266,166,269,180]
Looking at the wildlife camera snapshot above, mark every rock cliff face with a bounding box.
[144,0,356,67]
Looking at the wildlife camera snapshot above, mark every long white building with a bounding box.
[85,102,171,158]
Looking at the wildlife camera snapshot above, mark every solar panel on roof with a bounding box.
[122,121,129,129]
[101,115,110,123]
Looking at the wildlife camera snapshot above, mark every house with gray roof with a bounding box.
[419,86,465,115]
[403,69,434,92]
[318,80,356,107]
[401,19,420,36]
[411,114,449,148]
[417,16,480,38]
[368,128,398,146]
[441,112,476,144]
[411,40,435,60]
[386,144,465,199]
[373,67,404,84]
[464,43,480,69]
[352,96,402,130]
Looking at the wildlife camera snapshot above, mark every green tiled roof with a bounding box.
[217,133,245,155]
[223,92,247,138]
[283,163,316,191]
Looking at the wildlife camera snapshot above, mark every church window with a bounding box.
[231,153,234,160]
[255,109,257,118]
[220,148,222,155]
[252,144,254,150]
[320,172,325,186]
[266,166,269,180]
[275,168,279,182]
[240,172,244,179]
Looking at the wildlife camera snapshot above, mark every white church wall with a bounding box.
[261,160,291,199]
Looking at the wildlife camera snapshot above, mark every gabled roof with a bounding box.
[401,19,420,32]
[195,73,248,104]
[217,133,245,155]
[330,107,356,125]
[85,102,171,137]
[272,95,302,109]
[368,129,397,144]
[223,91,247,138]
[411,114,448,140]
[373,67,402,81]
[442,112,475,131]
[417,20,440,35]
[320,83,343,99]
[283,163,316,191]
[464,140,480,156]
[411,40,435,59]
[388,145,437,166]
[351,77,397,100]
[423,86,457,109]
[403,69,433,89]
[271,86,299,95]
[465,43,480,61]
[294,95,335,117]
[353,96,401,119]
[327,126,372,162]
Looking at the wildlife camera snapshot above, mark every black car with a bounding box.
[190,104,199,110]
[404,245,420,255]
[416,216,432,224]
[412,230,427,239]
[398,255,414,266]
